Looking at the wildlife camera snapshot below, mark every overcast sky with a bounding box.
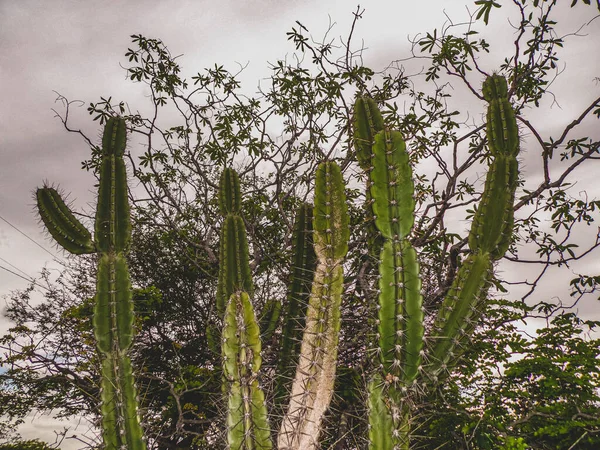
[1,0,599,447]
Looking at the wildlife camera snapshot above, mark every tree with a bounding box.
[2,0,600,448]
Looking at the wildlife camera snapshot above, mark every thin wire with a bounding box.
[0,264,50,292]
[0,256,33,280]
[0,213,61,260]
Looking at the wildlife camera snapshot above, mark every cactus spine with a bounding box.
[36,117,145,450]
[278,161,349,450]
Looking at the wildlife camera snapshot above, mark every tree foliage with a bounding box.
[2,0,600,448]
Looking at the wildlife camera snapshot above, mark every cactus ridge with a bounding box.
[223,291,272,449]
[468,156,511,254]
[36,187,95,254]
[377,240,424,383]
[93,254,134,353]
[101,116,128,156]
[279,161,349,450]
[482,73,509,102]
[370,130,415,240]
[219,168,242,216]
[100,355,146,450]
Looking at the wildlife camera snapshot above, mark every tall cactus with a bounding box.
[356,73,520,450]
[428,73,520,379]
[36,117,146,450]
[365,128,424,450]
[216,168,272,449]
[278,161,349,450]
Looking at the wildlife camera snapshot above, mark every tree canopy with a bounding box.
[2,1,600,448]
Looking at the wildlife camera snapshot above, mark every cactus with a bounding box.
[36,117,146,450]
[222,291,272,449]
[354,73,520,449]
[278,161,349,450]
[427,73,520,378]
[275,203,316,408]
[353,95,386,259]
[216,169,254,318]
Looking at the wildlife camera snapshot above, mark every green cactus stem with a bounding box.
[275,203,316,406]
[216,168,254,318]
[428,253,492,379]
[353,95,386,259]
[428,74,520,381]
[95,116,130,253]
[278,161,349,450]
[222,291,272,450]
[216,214,254,318]
[353,95,385,172]
[36,187,95,254]
[367,375,396,450]
[219,167,242,216]
[36,117,146,450]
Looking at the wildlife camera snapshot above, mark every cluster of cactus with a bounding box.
[353,73,520,448]
[36,118,146,450]
[35,73,518,450]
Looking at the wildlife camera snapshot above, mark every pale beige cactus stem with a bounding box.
[277,161,349,450]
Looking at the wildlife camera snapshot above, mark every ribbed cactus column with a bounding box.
[207,168,254,355]
[275,203,316,409]
[353,95,386,258]
[222,291,272,449]
[278,162,349,450]
[427,74,520,380]
[366,128,424,450]
[36,117,146,450]
[215,168,272,449]
[216,168,254,317]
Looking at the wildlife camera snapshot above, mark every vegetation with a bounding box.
[2,0,600,448]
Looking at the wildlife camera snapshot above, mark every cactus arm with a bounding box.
[36,187,95,254]
[367,374,395,450]
[468,156,511,253]
[223,292,272,450]
[428,253,492,378]
[279,161,349,450]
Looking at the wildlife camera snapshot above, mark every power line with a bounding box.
[0,256,33,280]
[0,213,61,260]
[0,264,50,292]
